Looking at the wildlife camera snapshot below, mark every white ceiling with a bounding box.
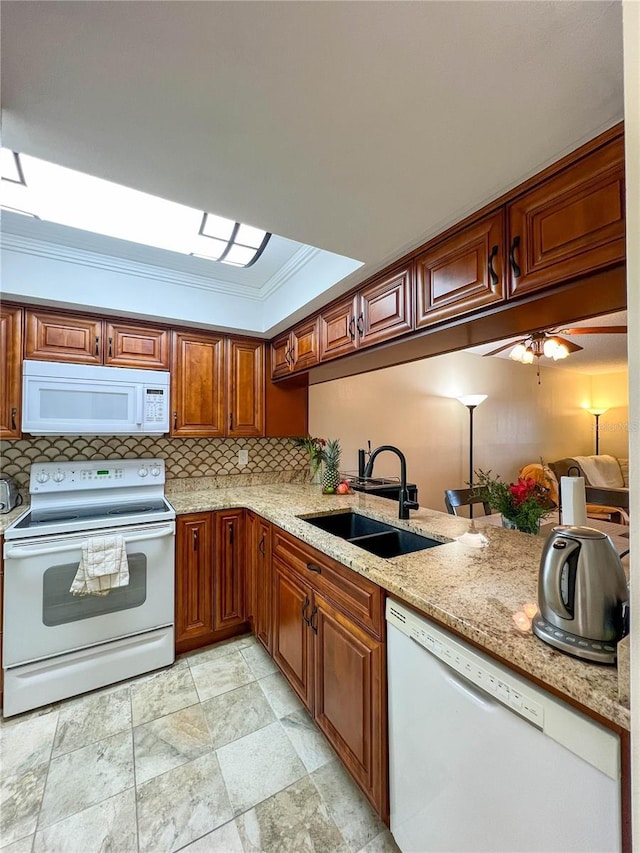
[0,1,624,334]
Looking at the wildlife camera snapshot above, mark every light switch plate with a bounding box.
[238,449,249,467]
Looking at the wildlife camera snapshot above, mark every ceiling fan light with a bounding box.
[553,343,569,360]
[522,348,534,364]
[510,343,526,361]
[543,339,558,358]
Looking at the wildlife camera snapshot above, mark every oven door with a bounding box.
[3,521,175,667]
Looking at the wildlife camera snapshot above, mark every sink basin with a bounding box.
[302,511,443,557]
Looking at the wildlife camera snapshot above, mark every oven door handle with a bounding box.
[4,525,175,558]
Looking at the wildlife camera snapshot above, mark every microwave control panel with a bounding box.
[145,388,167,423]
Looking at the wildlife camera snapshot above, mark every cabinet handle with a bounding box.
[192,528,199,551]
[108,336,113,358]
[258,534,266,557]
[284,347,291,366]
[509,236,521,278]
[95,336,100,356]
[488,244,499,289]
[357,312,364,336]
[302,596,311,625]
[173,411,178,429]
[11,407,17,431]
[309,605,318,634]
[349,317,356,341]
[306,562,322,574]
[229,412,234,431]
[288,347,295,366]
[229,523,234,545]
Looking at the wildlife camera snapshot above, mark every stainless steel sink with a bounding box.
[301,511,443,557]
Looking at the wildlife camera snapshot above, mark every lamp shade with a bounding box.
[457,394,488,408]
[587,407,609,416]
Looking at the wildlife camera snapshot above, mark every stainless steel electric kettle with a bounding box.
[532,526,629,664]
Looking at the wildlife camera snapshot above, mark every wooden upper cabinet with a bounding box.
[291,317,320,371]
[271,332,293,379]
[171,330,225,437]
[319,295,359,361]
[358,266,413,348]
[227,338,264,437]
[415,211,505,328]
[105,321,170,369]
[0,305,23,439]
[214,510,246,632]
[25,309,103,364]
[507,135,625,297]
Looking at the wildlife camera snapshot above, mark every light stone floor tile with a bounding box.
[281,708,336,772]
[189,650,256,703]
[184,633,256,668]
[235,776,348,853]
[312,761,385,853]
[201,681,276,748]
[133,703,213,784]
[52,685,131,758]
[136,751,232,853]
[38,730,134,830]
[0,710,59,777]
[179,819,244,853]
[356,830,401,853]
[32,788,137,853]
[217,721,307,815]
[240,641,279,679]
[257,671,305,718]
[0,764,48,847]
[0,836,34,853]
[131,661,199,726]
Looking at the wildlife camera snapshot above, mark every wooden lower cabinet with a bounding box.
[246,512,273,653]
[175,510,249,654]
[272,556,314,711]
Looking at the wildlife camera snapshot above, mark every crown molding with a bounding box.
[258,245,321,298]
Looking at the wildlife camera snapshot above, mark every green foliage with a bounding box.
[473,469,553,534]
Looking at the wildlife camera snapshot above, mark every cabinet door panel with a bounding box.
[25,309,103,363]
[214,510,246,631]
[314,593,385,813]
[175,514,214,651]
[319,296,358,361]
[359,266,413,347]
[255,519,273,653]
[507,137,625,296]
[292,317,320,371]
[227,338,264,437]
[272,557,313,711]
[105,322,170,369]
[271,333,292,379]
[0,306,22,439]
[415,211,505,327]
[171,332,225,436]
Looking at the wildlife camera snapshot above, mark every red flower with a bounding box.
[509,477,537,507]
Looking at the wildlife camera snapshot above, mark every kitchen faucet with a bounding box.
[363,445,420,520]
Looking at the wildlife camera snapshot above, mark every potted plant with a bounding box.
[473,469,554,534]
[292,436,327,484]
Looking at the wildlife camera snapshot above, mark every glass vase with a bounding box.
[310,460,323,485]
[501,516,540,535]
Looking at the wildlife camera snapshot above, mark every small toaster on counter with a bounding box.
[0,476,23,514]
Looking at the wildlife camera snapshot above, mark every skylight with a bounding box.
[0,149,270,267]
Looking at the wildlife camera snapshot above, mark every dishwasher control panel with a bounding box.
[408,623,544,727]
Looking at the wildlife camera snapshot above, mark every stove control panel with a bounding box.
[30,458,166,493]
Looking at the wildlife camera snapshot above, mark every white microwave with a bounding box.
[22,360,170,435]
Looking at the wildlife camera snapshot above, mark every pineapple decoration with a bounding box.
[322,438,342,494]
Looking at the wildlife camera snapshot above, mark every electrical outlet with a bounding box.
[238,449,249,467]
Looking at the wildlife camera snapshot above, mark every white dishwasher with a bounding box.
[386,599,621,853]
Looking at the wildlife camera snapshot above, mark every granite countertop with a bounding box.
[1,482,628,730]
[166,480,630,731]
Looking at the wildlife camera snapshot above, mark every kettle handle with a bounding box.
[541,538,581,620]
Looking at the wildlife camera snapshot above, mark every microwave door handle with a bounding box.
[4,525,175,558]
[136,387,144,426]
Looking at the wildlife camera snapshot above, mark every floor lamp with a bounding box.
[457,395,488,519]
[587,408,607,455]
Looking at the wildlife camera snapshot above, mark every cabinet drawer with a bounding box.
[272,529,383,638]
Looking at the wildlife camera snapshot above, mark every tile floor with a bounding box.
[0,635,399,853]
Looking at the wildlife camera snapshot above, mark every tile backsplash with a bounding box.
[1,435,309,492]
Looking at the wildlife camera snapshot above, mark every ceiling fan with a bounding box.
[483,325,628,382]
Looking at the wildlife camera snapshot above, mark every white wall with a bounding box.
[308,351,621,513]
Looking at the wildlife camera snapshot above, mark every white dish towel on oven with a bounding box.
[70,535,130,597]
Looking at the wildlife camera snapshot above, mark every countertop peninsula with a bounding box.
[164,480,630,732]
